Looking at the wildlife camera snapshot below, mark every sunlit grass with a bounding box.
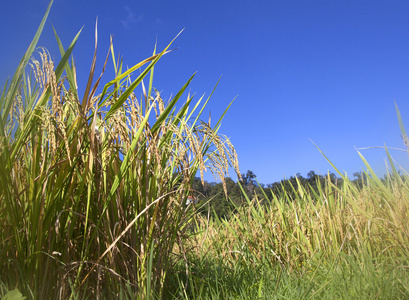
[181,153,409,299]
[1,1,409,299]
[0,1,240,298]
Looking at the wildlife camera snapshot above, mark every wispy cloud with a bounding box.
[121,6,143,29]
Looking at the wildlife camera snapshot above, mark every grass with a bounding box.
[0,1,240,298]
[182,253,408,299]
[172,149,409,299]
[1,1,409,299]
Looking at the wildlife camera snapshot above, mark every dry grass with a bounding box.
[192,170,409,272]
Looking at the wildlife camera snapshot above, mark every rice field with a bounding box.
[1,2,408,299]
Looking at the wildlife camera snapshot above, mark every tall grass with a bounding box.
[0,1,240,298]
[180,149,409,298]
[2,1,409,299]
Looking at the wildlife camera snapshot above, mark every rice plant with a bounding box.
[183,150,409,298]
[2,1,409,299]
[0,1,240,298]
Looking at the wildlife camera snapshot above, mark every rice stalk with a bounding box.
[0,2,241,298]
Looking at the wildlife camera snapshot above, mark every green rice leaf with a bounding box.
[1,0,53,125]
[395,101,409,154]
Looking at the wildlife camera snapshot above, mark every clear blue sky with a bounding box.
[2,0,409,184]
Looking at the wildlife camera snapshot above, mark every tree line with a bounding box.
[189,170,371,219]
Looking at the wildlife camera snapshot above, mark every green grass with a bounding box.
[176,149,409,299]
[169,252,408,299]
[0,1,240,298]
[1,1,409,299]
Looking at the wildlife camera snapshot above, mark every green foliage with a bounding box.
[0,2,240,298]
[185,147,409,299]
[170,250,409,299]
[191,170,346,220]
[1,288,26,300]
[1,1,409,299]
[194,177,246,219]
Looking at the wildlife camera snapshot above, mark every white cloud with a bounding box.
[121,6,143,29]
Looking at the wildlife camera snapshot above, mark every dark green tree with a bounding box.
[240,170,257,194]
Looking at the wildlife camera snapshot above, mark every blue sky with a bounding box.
[2,0,409,184]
